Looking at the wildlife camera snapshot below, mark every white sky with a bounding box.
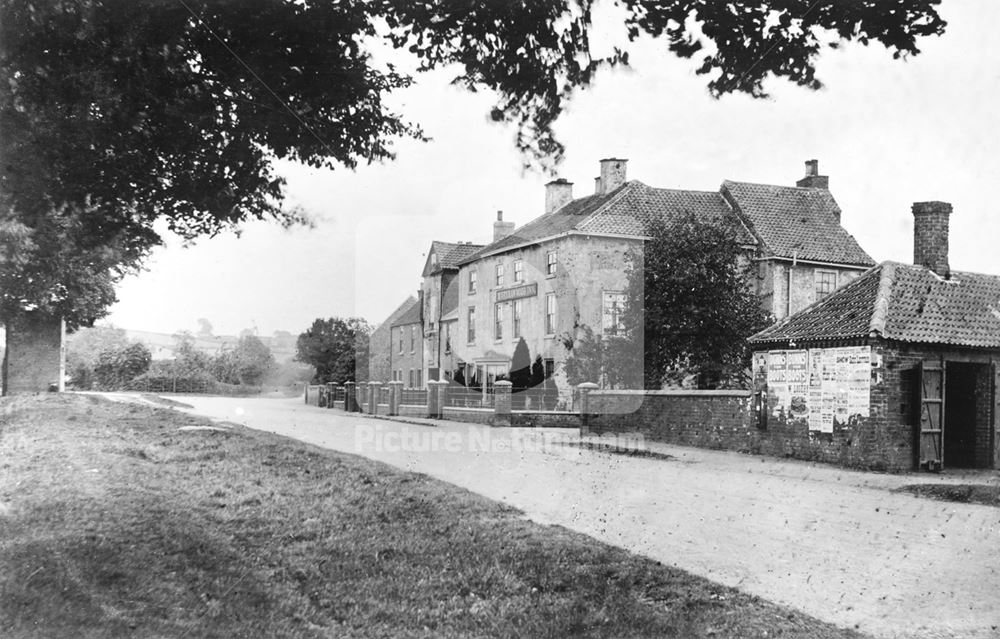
[105,1,1000,337]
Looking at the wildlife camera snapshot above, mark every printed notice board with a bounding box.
[759,346,871,433]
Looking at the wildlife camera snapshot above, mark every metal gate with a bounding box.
[918,360,945,471]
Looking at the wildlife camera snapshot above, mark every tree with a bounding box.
[509,337,532,408]
[1,0,946,331]
[623,213,771,389]
[65,325,132,389]
[295,318,371,384]
[93,341,152,390]
[196,318,214,339]
[562,324,640,390]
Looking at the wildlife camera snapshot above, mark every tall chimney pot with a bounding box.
[912,201,951,277]
[796,158,829,189]
[493,209,515,242]
[545,178,574,214]
[598,158,628,194]
[593,176,602,195]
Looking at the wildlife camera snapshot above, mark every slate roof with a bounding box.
[424,241,485,276]
[722,181,874,266]
[459,181,755,263]
[390,296,422,328]
[750,261,1000,348]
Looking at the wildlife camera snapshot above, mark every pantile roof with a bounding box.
[459,181,755,263]
[722,180,874,266]
[390,297,422,328]
[424,241,485,276]
[750,262,1000,348]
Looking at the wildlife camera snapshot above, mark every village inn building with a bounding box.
[372,158,875,393]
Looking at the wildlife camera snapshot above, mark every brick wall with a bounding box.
[586,390,757,451]
[3,313,64,395]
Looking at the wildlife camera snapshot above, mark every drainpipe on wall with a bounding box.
[787,250,797,319]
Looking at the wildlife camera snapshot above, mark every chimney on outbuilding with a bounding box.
[912,201,951,278]
[545,178,573,214]
[796,159,829,189]
[596,158,628,195]
[493,210,515,242]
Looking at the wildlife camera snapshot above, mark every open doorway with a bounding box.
[943,362,991,468]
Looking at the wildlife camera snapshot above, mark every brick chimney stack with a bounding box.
[493,210,515,242]
[545,178,573,214]
[912,201,951,278]
[796,159,829,189]
[597,158,628,194]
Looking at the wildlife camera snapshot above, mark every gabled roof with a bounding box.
[579,182,755,244]
[423,241,485,276]
[375,295,417,332]
[390,296,422,328]
[722,181,874,266]
[459,181,755,264]
[750,261,1000,348]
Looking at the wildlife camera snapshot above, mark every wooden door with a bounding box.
[918,360,945,471]
[993,363,1000,469]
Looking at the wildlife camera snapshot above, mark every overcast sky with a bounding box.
[104,1,1000,338]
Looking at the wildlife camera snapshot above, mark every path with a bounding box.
[172,395,999,639]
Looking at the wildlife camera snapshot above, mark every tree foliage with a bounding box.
[212,334,275,386]
[66,325,131,389]
[624,213,771,389]
[562,324,640,389]
[295,318,371,384]
[93,341,152,390]
[0,0,946,327]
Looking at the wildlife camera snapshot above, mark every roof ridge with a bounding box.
[575,181,643,231]
[868,262,895,337]
[722,178,829,191]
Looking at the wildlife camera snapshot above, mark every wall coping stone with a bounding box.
[590,389,752,397]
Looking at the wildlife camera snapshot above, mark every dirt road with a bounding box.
[175,395,999,639]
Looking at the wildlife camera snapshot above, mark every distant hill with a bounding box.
[118,329,298,363]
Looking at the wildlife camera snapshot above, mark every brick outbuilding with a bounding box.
[749,202,1000,472]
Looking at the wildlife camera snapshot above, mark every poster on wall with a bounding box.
[764,346,871,433]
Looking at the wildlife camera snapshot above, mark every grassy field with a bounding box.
[0,394,868,638]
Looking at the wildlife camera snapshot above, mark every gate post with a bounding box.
[344,381,358,412]
[388,380,403,416]
[577,382,599,432]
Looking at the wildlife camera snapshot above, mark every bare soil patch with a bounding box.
[894,483,1000,507]
[0,394,866,638]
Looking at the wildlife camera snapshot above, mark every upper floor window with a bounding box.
[468,270,477,294]
[513,259,524,283]
[410,326,417,352]
[545,293,556,335]
[512,300,522,338]
[494,303,504,340]
[443,323,452,353]
[398,328,403,354]
[495,263,504,287]
[815,270,838,299]
[546,251,557,276]
[467,307,476,343]
[602,291,627,335]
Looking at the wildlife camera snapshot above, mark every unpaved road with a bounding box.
[173,395,999,639]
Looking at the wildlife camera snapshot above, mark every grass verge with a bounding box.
[894,483,1000,507]
[0,394,866,638]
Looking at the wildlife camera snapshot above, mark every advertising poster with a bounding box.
[766,346,871,433]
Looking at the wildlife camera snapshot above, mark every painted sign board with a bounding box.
[496,282,538,303]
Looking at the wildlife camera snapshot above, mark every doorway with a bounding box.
[943,362,990,468]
